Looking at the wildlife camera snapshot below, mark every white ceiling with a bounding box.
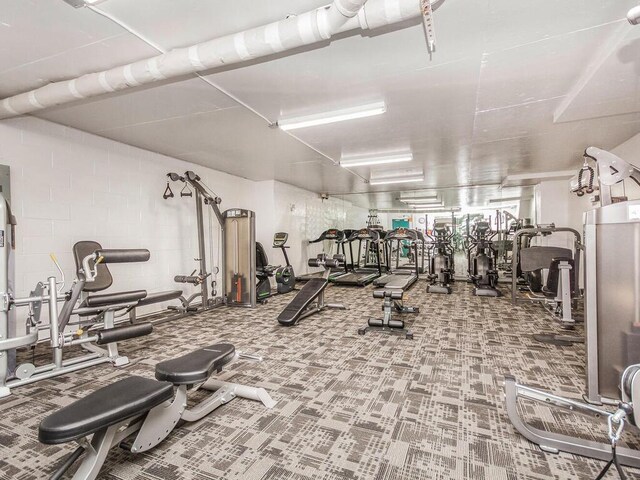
[2,0,640,209]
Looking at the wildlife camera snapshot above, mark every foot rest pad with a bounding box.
[39,376,173,445]
[155,343,235,385]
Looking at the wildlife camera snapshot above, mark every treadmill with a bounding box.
[373,228,420,290]
[332,228,383,287]
[296,229,348,282]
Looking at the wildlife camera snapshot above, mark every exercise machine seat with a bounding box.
[277,278,327,326]
[155,343,236,385]
[80,290,147,308]
[73,240,113,292]
[135,290,183,307]
[520,246,573,272]
[39,376,174,445]
[256,243,271,277]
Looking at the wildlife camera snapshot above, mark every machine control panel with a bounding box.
[273,232,289,247]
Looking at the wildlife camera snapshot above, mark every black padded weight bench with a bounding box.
[277,254,346,326]
[39,343,276,480]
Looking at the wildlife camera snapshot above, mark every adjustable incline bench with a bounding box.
[358,289,417,339]
[39,343,276,480]
[277,254,346,326]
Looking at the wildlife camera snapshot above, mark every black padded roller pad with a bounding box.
[81,290,147,308]
[155,343,236,385]
[95,249,150,264]
[39,376,173,445]
[278,278,327,326]
[96,323,153,345]
[136,290,183,307]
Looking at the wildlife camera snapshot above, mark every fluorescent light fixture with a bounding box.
[278,101,386,131]
[402,198,442,205]
[406,202,444,208]
[64,0,107,6]
[488,196,522,203]
[400,194,438,201]
[370,175,424,185]
[340,153,412,168]
[414,207,461,213]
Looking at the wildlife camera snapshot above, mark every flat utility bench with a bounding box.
[39,343,276,480]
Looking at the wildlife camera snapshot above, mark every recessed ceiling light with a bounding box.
[340,153,412,168]
[278,101,386,131]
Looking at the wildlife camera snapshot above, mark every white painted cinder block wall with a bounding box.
[0,117,367,321]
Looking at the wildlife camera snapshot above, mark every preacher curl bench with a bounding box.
[39,343,276,480]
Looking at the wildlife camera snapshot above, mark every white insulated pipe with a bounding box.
[0,0,438,119]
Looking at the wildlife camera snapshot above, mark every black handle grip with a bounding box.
[174,275,201,285]
[95,249,150,264]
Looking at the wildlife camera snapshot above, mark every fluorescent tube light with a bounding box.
[402,199,442,205]
[278,101,386,131]
[370,175,424,185]
[406,202,444,208]
[400,194,438,201]
[414,207,461,213]
[340,153,412,168]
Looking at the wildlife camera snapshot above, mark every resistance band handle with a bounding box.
[94,249,150,264]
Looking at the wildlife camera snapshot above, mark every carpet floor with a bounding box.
[0,279,638,479]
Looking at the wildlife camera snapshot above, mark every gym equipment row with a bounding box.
[505,147,640,476]
[0,231,182,397]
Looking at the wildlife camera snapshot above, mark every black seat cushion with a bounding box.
[80,290,147,308]
[39,376,173,445]
[155,344,236,385]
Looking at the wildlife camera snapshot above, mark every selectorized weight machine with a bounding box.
[164,172,258,308]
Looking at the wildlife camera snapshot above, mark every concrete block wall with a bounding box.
[0,117,368,327]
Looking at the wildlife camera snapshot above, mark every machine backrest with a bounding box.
[72,241,113,293]
[519,246,573,273]
[256,242,269,270]
[545,257,576,295]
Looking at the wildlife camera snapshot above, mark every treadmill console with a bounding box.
[273,232,288,247]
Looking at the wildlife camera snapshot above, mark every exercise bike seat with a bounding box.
[155,343,236,385]
[39,376,174,445]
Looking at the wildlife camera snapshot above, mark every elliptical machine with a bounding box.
[426,223,454,294]
[466,220,500,297]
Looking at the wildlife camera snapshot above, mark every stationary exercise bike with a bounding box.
[256,232,296,302]
[466,220,500,297]
[426,223,454,294]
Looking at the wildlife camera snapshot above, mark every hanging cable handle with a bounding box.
[180,183,193,198]
[163,181,174,200]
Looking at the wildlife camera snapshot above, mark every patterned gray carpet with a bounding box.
[0,280,638,480]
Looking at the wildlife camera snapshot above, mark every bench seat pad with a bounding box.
[155,344,235,385]
[39,376,173,445]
